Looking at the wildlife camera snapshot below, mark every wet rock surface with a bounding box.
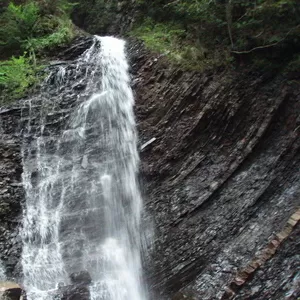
[0,133,23,278]
[233,224,300,300]
[129,43,300,298]
[59,285,90,300]
[0,36,94,279]
[0,37,299,299]
[56,271,92,300]
[69,271,92,286]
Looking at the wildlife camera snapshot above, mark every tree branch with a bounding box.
[231,24,300,55]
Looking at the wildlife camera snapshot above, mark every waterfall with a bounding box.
[21,36,147,300]
[0,261,5,281]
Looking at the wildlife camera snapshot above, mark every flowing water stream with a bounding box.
[21,36,147,300]
[0,261,5,281]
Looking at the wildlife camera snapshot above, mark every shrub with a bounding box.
[131,18,186,53]
[130,18,229,70]
[0,0,75,57]
[0,54,41,103]
[0,1,40,54]
[25,18,74,53]
[0,0,75,103]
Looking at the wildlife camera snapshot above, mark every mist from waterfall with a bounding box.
[21,36,147,300]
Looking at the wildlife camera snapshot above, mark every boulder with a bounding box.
[59,285,90,300]
[70,271,92,285]
[56,271,91,300]
[0,281,23,300]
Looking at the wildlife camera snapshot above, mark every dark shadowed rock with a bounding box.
[0,136,24,278]
[0,282,23,300]
[57,37,93,61]
[3,288,22,300]
[55,271,91,300]
[70,271,92,285]
[59,285,90,300]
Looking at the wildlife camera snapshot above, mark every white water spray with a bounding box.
[0,261,5,281]
[21,36,147,300]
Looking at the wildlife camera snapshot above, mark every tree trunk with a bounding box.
[226,0,234,48]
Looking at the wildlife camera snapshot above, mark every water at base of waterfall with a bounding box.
[20,36,147,300]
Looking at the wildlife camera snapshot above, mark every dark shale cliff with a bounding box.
[130,45,300,299]
[0,35,300,300]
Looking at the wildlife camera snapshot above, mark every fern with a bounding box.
[0,54,40,102]
[0,0,75,102]
[25,18,74,52]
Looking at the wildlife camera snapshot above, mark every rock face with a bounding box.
[129,43,300,298]
[0,37,299,300]
[59,286,90,300]
[232,222,300,300]
[0,110,24,278]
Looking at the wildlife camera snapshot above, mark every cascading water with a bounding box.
[21,36,147,300]
[0,261,5,281]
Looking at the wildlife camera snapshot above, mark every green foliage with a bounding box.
[167,0,224,24]
[0,54,41,103]
[132,0,300,70]
[38,0,77,16]
[0,1,40,54]
[135,0,299,46]
[231,0,300,51]
[131,19,185,53]
[7,1,39,32]
[25,18,74,52]
[0,0,74,56]
[285,54,300,73]
[0,0,75,103]
[251,57,281,73]
[130,18,230,70]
